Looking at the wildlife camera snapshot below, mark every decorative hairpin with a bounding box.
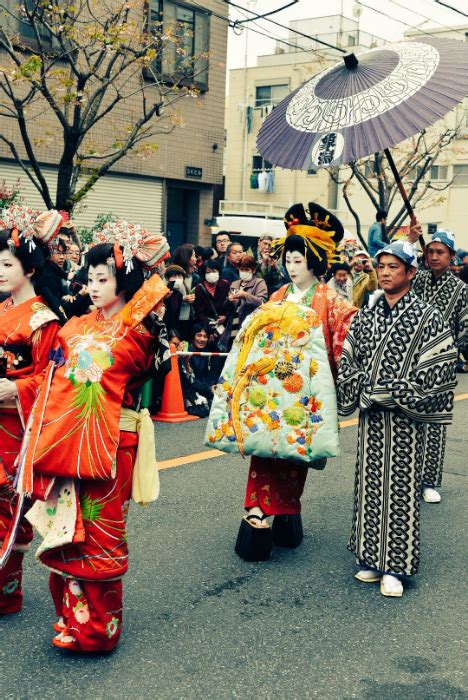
[0,205,64,252]
[93,219,170,273]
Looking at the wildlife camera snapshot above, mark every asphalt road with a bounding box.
[0,376,466,699]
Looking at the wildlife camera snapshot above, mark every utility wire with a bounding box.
[233,0,300,25]
[434,0,468,18]
[386,0,466,37]
[356,0,454,41]
[188,0,334,61]
[224,0,346,53]
[230,5,333,60]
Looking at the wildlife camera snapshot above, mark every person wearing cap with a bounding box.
[337,241,457,597]
[412,229,467,503]
[350,249,378,308]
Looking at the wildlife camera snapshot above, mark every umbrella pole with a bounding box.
[384,149,425,249]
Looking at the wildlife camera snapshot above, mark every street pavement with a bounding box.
[0,376,466,699]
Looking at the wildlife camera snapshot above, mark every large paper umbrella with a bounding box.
[257,38,468,171]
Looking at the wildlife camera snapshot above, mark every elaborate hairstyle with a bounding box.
[86,243,144,302]
[275,202,344,273]
[0,229,48,276]
[282,235,328,277]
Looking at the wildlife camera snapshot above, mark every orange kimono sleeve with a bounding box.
[15,321,60,426]
[325,289,357,369]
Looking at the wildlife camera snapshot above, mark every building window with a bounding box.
[149,1,210,90]
[430,165,448,181]
[252,155,272,171]
[1,0,53,49]
[255,84,289,107]
[408,164,448,181]
[453,165,468,187]
[307,167,317,175]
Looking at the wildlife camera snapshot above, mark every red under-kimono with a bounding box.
[18,309,156,650]
[0,296,59,614]
[245,282,356,515]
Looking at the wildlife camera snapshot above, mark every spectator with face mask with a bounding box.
[163,264,187,346]
[226,254,268,345]
[194,259,232,342]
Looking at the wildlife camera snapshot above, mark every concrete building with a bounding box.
[0,0,228,250]
[223,15,468,250]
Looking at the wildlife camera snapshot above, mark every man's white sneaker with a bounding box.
[423,487,441,503]
[354,569,381,583]
[380,574,403,597]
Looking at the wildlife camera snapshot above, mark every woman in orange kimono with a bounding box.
[0,208,63,614]
[235,203,357,562]
[12,221,169,652]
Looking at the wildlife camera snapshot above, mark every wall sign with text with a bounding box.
[185,166,203,179]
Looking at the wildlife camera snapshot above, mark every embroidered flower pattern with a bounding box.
[106,616,120,638]
[73,599,90,625]
[65,334,114,417]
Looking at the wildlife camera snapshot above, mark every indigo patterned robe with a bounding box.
[337,291,456,576]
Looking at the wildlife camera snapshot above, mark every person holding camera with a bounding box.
[257,234,283,295]
[350,249,378,308]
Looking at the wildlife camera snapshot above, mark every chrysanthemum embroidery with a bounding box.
[65,334,114,418]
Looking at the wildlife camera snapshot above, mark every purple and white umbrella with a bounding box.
[257,38,468,171]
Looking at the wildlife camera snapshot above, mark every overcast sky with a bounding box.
[226,0,468,69]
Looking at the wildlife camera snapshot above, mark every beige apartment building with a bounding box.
[0,0,228,249]
[224,16,468,250]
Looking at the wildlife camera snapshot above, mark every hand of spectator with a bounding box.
[218,315,226,324]
[62,294,75,303]
[78,285,89,297]
[183,293,195,303]
[170,336,181,348]
[0,379,18,402]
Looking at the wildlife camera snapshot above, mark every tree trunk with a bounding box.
[55,136,80,211]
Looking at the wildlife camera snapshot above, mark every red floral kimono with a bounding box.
[17,309,157,650]
[0,296,59,614]
[245,282,356,515]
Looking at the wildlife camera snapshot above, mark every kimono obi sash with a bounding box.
[0,343,33,373]
[205,300,339,464]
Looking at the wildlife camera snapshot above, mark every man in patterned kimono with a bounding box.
[337,242,457,597]
[412,230,467,503]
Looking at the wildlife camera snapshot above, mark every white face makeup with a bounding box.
[87,264,119,310]
[0,249,32,295]
[285,251,314,290]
